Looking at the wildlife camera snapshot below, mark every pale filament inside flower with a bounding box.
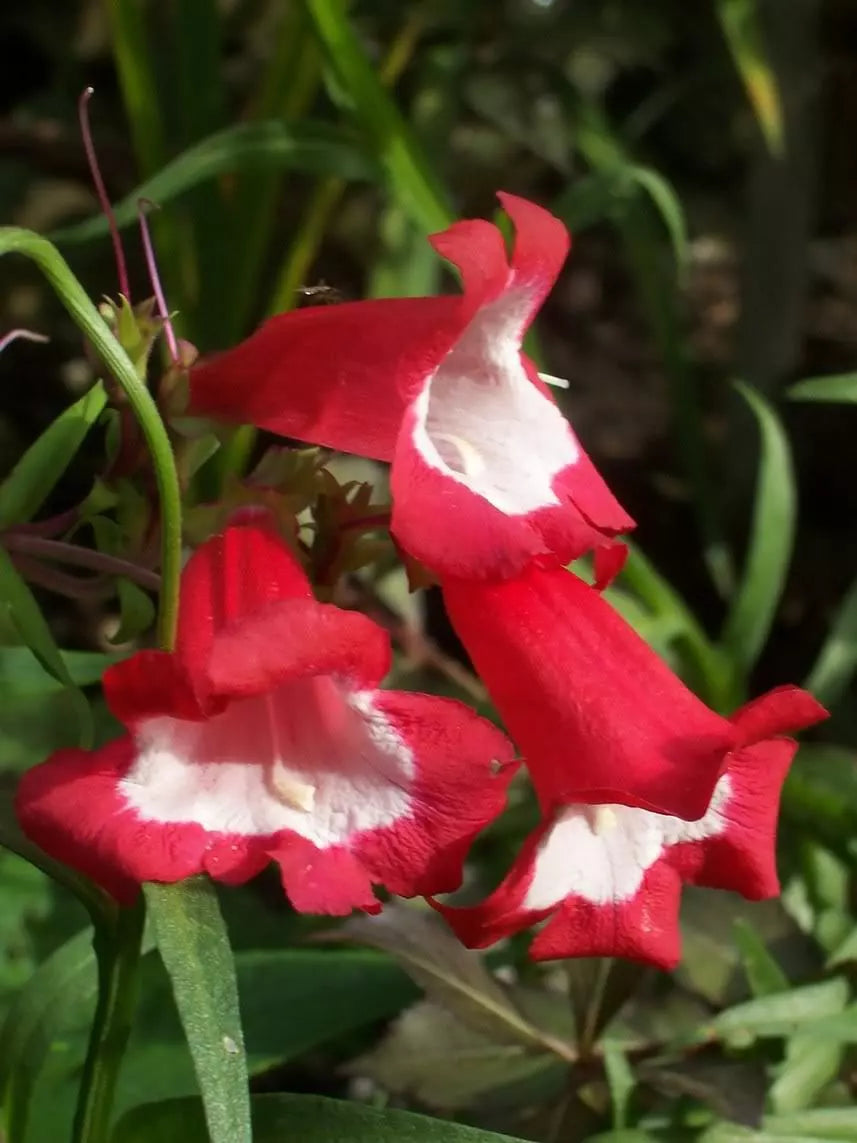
[431,432,486,478]
[586,805,618,834]
[264,692,316,813]
[414,290,579,515]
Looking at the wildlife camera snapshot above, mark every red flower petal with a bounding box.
[674,738,797,899]
[391,352,632,579]
[443,564,737,818]
[189,295,467,462]
[530,861,684,968]
[16,680,515,914]
[355,691,518,898]
[104,650,206,726]
[176,517,311,685]
[205,598,391,698]
[497,191,571,315]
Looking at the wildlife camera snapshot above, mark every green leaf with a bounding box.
[765,1108,857,1138]
[628,166,689,277]
[716,0,785,156]
[0,647,120,771]
[333,904,575,1059]
[0,547,92,746]
[0,383,107,528]
[803,575,857,707]
[733,919,789,997]
[781,745,857,853]
[112,580,156,644]
[144,879,251,1143]
[301,0,452,232]
[721,382,796,676]
[603,1042,635,1130]
[770,1034,844,1115]
[51,121,381,245]
[0,775,113,932]
[711,978,849,1042]
[701,1126,838,1143]
[347,1000,563,1112]
[112,1093,533,1143]
[0,927,98,1141]
[788,374,857,404]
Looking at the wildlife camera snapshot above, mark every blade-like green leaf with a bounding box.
[144,879,250,1143]
[0,776,113,925]
[803,575,857,707]
[765,1108,857,1138]
[629,165,689,276]
[0,383,106,528]
[332,904,575,1060]
[770,1034,843,1115]
[788,374,857,404]
[301,0,452,231]
[0,928,96,1143]
[112,1093,532,1143]
[733,920,789,997]
[711,978,849,1041]
[781,744,857,855]
[0,547,92,745]
[51,121,381,245]
[716,0,785,156]
[721,382,796,676]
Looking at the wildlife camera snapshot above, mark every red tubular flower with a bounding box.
[442,564,826,822]
[189,193,633,579]
[435,728,819,969]
[15,516,516,910]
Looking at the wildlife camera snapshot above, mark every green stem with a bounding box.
[72,900,146,1143]
[621,543,739,711]
[0,229,182,651]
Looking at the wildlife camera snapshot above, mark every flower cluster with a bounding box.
[16,193,826,968]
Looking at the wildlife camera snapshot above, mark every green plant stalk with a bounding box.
[0,229,183,651]
[72,901,145,1143]
[266,9,428,319]
[621,544,739,711]
[301,0,451,232]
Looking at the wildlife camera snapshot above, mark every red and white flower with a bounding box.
[442,563,826,822]
[15,515,516,910]
[189,193,633,579]
[435,723,820,969]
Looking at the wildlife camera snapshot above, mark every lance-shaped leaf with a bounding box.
[330,904,575,1060]
[0,382,106,528]
[51,121,381,245]
[144,879,250,1143]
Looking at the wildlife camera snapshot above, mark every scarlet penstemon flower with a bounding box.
[15,514,516,910]
[189,194,633,579]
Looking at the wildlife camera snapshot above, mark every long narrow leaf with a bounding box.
[51,122,381,245]
[145,880,251,1143]
[803,574,857,707]
[0,383,106,528]
[716,0,785,156]
[113,1093,532,1143]
[301,0,452,231]
[0,548,92,744]
[788,373,857,404]
[721,382,796,676]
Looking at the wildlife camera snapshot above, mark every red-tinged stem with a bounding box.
[78,87,131,302]
[9,554,114,601]
[0,327,49,354]
[4,506,81,538]
[137,200,178,364]
[3,534,161,591]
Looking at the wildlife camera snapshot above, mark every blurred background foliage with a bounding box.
[3,1,857,1141]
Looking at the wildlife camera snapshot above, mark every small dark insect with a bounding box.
[295,281,346,306]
